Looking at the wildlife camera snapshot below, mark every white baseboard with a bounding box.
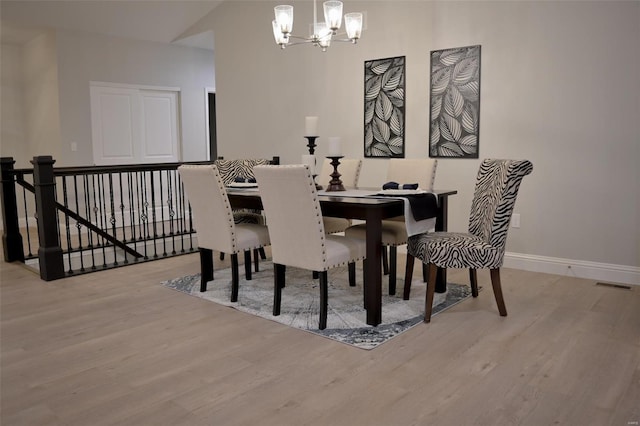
[396,246,639,286]
[503,252,639,286]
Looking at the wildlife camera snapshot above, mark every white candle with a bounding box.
[301,154,316,175]
[305,116,318,136]
[328,137,342,156]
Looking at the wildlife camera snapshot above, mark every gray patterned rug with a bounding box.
[161,261,472,350]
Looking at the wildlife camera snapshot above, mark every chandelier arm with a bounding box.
[288,34,316,41]
[332,38,358,43]
[286,39,317,47]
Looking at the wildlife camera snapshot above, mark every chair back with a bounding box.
[387,158,438,191]
[214,158,273,185]
[177,165,237,253]
[317,158,362,189]
[468,159,533,250]
[254,165,328,271]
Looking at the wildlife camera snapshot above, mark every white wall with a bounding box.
[1,29,215,167]
[1,31,62,168]
[54,30,215,166]
[0,43,27,166]
[23,32,62,165]
[208,1,639,274]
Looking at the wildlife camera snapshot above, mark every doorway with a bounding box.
[207,91,217,160]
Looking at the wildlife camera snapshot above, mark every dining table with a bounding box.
[226,187,457,327]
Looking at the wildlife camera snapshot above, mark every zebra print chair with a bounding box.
[404,159,533,322]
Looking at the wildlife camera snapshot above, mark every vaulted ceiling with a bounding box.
[0,0,224,50]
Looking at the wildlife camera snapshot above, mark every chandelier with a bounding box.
[272,0,363,52]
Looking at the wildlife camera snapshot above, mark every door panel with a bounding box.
[91,83,180,165]
[141,91,178,163]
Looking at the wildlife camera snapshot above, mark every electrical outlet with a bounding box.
[511,213,520,228]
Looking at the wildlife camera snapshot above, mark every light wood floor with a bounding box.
[1,251,639,426]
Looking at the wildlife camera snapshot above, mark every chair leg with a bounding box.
[312,271,319,279]
[199,248,214,292]
[230,253,239,302]
[220,252,225,261]
[382,246,389,275]
[490,268,507,316]
[319,271,328,330]
[362,259,368,308]
[389,246,397,295]
[469,268,479,297]
[422,263,428,282]
[259,247,267,260]
[273,263,285,316]
[348,262,356,286]
[244,251,252,281]
[403,254,415,300]
[424,263,438,323]
[253,249,260,272]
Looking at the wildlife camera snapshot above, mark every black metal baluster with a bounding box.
[108,172,118,266]
[98,173,107,267]
[118,172,129,264]
[178,175,186,253]
[127,171,137,258]
[167,170,177,255]
[159,170,167,257]
[61,176,74,273]
[74,175,85,272]
[22,184,33,258]
[139,171,147,247]
[85,174,96,270]
[149,170,158,259]
[140,172,149,260]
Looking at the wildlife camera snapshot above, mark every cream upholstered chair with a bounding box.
[345,158,437,295]
[254,164,367,330]
[404,159,533,322]
[316,158,363,234]
[177,165,270,302]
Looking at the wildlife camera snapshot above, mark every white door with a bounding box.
[90,83,180,165]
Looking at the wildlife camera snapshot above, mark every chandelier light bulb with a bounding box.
[274,5,294,35]
[323,1,343,34]
[272,20,289,47]
[272,0,362,51]
[344,12,362,41]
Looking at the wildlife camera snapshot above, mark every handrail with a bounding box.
[1,155,280,281]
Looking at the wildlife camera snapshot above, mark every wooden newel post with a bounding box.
[32,156,64,281]
[0,157,25,262]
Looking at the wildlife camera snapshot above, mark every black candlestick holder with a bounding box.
[325,156,346,192]
[304,136,318,155]
[304,136,322,189]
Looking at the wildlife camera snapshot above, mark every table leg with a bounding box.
[364,209,383,326]
[435,195,449,293]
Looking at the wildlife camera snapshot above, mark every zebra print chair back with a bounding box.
[403,158,533,323]
[214,158,273,185]
[468,159,534,251]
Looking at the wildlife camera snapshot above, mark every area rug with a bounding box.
[161,261,472,350]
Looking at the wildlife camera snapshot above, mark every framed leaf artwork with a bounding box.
[429,45,481,158]
[364,56,405,158]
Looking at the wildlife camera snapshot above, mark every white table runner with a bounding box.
[317,189,437,236]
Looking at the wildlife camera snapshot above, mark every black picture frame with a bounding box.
[429,45,481,158]
[364,56,405,158]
